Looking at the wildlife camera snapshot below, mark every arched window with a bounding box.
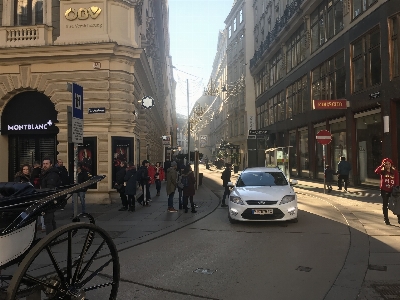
[14,0,43,26]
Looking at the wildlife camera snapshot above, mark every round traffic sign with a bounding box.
[316,130,332,145]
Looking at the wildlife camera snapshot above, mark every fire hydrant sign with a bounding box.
[72,83,83,143]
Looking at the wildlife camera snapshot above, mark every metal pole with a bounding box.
[187,79,190,164]
[73,143,78,217]
[323,144,326,194]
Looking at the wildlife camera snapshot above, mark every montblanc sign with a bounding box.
[7,120,54,131]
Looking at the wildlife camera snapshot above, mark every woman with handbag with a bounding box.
[375,158,400,225]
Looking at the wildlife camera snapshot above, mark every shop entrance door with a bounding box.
[8,135,56,181]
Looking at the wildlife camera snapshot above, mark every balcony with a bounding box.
[0,25,53,48]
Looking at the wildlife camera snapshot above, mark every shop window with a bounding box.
[111,137,134,187]
[314,125,326,178]
[312,49,346,100]
[330,121,347,169]
[311,0,344,53]
[299,130,309,177]
[77,137,97,189]
[356,114,382,185]
[352,0,376,19]
[14,0,43,25]
[389,14,400,79]
[289,131,297,176]
[351,27,381,93]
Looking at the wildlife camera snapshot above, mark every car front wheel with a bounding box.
[228,213,238,224]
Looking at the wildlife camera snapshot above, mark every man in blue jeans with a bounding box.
[337,156,352,191]
[166,161,178,212]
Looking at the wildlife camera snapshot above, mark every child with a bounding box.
[324,165,335,193]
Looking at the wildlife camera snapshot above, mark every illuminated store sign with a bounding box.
[7,120,54,131]
[65,7,102,21]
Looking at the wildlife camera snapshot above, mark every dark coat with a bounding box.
[14,172,31,183]
[221,167,231,187]
[40,167,62,189]
[324,168,335,182]
[57,166,70,186]
[30,167,41,188]
[77,170,90,191]
[137,166,149,184]
[115,167,126,193]
[183,171,196,197]
[124,169,137,196]
[337,160,352,175]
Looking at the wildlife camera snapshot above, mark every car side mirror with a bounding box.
[227,182,234,187]
[290,179,298,186]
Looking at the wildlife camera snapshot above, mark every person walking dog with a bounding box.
[375,158,400,225]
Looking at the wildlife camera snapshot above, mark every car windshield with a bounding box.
[236,172,288,187]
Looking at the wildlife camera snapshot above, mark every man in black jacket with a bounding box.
[115,161,128,211]
[40,157,62,234]
[221,163,232,207]
[56,159,70,186]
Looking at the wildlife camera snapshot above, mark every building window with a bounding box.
[286,24,306,72]
[229,26,232,38]
[240,9,243,23]
[389,14,400,79]
[287,75,308,118]
[351,27,381,93]
[234,18,237,31]
[269,50,283,87]
[353,0,375,19]
[312,49,346,100]
[240,115,245,135]
[14,0,43,25]
[311,0,343,53]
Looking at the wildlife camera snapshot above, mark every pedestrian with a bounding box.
[30,161,41,188]
[324,165,335,193]
[154,162,165,196]
[166,161,178,212]
[177,165,185,209]
[124,162,137,212]
[115,161,128,211]
[40,157,62,234]
[56,159,70,186]
[72,164,90,216]
[337,156,351,191]
[375,158,400,225]
[14,164,31,183]
[221,163,232,207]
[182,165,197,213]
[137,160,151,205]
[147,162,155,201]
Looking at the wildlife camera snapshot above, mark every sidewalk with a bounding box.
[47,181,220,252]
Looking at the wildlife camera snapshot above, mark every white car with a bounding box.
[227,167,298,223]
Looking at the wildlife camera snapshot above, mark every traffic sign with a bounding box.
[72,83,83,143]
[316,130,332,145]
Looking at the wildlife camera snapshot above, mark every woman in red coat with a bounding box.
[154,162,165,196]
[182,165,197,213]
[375,158,399,225]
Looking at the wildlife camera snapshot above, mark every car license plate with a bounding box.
[252,209,273,215]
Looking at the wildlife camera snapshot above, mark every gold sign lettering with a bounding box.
[65,7,102,21]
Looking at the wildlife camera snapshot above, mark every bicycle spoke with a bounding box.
[78,258,113,288]
[83,281,115,292]
[77,240,106,283]
[67,231,73,284]
[46,246,67,286]
[72,229,96,284]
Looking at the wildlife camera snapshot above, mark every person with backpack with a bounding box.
[182,165,197,213]
[124,162,137,212]
[221,163,232,207]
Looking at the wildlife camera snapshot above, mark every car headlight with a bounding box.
[280,195,295,204]
[230,196,245,205]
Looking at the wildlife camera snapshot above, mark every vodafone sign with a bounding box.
[316,130,332,145]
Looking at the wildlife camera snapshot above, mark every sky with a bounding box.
[169,0,234,117]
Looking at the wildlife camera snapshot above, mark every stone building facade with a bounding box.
[0,0,176,202]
